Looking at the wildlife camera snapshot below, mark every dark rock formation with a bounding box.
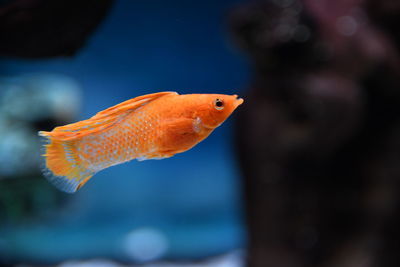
[0,0,114,58]
[230,0,400,266]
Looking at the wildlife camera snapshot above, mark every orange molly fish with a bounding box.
[39,92,244,193]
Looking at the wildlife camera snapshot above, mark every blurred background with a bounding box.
[0,0,247,266]
[1,0,400,266]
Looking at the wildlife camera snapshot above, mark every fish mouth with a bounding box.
[233,94,244,107]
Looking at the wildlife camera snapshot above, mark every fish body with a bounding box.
[39,92,243,193]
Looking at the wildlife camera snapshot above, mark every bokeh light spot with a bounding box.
[123,227,169,263]
[336,16,358,36]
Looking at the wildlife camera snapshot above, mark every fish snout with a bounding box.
[232,94,244,108]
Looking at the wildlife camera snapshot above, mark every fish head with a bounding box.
[194,94,244,129]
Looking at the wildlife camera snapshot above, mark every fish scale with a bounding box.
[76,112,156,172]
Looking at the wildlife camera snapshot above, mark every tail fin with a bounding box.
[39,131,94,193]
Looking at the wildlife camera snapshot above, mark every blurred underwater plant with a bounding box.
[0,73,81,222]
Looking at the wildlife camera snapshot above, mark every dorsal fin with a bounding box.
[92,91,178,119]
[39,91,178,141]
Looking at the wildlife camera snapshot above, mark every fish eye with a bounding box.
[214,98,224,110]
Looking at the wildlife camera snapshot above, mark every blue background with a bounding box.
[0,0,249,263]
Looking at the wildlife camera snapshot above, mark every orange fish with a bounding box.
[39,92,244,193]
